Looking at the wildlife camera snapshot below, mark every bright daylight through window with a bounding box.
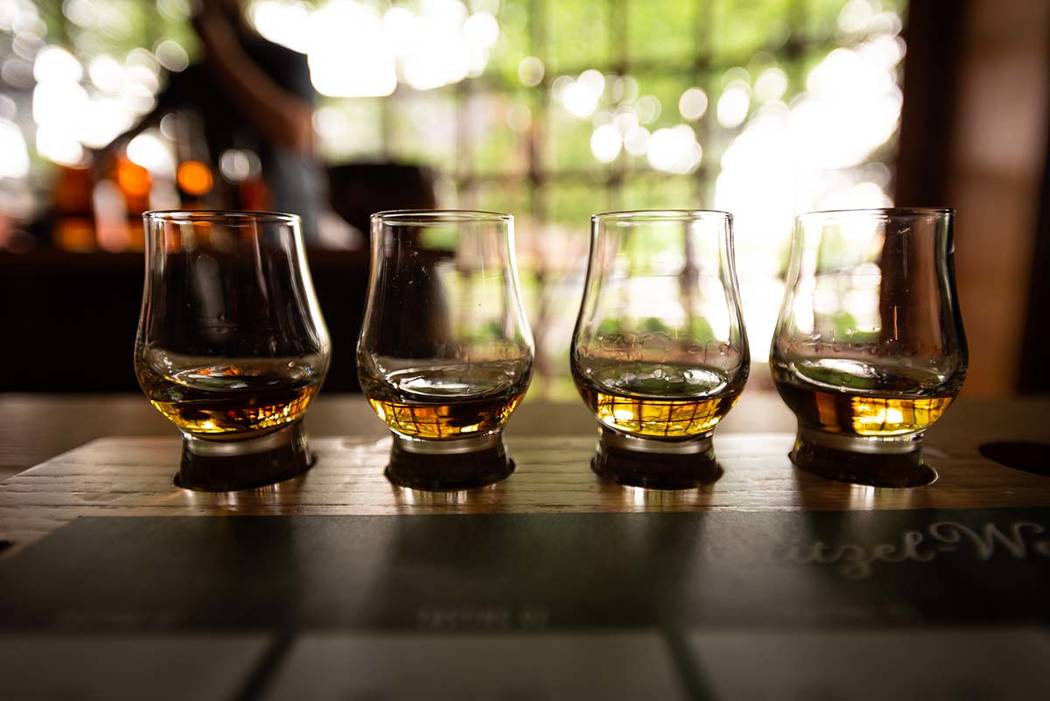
[0,0,907,397]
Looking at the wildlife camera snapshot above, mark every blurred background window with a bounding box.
[0,0,907,397]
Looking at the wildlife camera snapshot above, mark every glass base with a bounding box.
[790,426,937,488]
[176,421,314,492]
[591,428,723,490]
[385,432,514,491]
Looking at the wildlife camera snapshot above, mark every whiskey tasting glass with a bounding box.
[571,210,750,488]
[771,208,967,488]
[358,210,534,490]
[135,211,330,491]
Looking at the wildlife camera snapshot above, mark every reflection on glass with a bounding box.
[358,210,534,490]
[571,210,749,488]
[620,483,712,509]
[391,480,503,509]
[771,208,967,488]
[135,211,330,491]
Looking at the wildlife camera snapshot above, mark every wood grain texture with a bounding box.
[2,393,1048,474]
[2,414,1050,557]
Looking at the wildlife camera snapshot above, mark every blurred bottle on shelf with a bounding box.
[52,164,96,252]
[219,146,270,211]
[171,110,219,210]
[117,155,152,249]
[87,152,152,252]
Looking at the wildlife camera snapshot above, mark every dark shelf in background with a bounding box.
[0,250,370,393]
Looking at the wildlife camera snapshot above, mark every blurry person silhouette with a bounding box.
[102,0,326,243]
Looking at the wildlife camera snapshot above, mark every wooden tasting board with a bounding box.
[2,433,1050,700]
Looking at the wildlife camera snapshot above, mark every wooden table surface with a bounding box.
[1,391,1049,557]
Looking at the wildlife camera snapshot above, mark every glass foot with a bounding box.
[176,421,314,492]
[591,428,723,489]
[790,426,937,488]
[385,432,514,491]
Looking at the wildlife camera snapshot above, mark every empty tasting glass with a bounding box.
[135,211,330,491]
[771,208,967,487]
[357,210,534,490]
[571,210,750,488]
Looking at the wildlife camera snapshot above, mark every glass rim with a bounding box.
[592,209,733,223]
[798,207,954,220]
[143,210,301,225]
[372,209,513,224]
